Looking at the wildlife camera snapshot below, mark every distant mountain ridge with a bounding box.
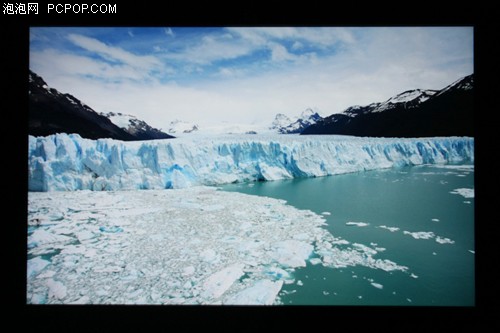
[29,70,174,141]
[167,120,199,134]
[302,74,473,137]
[100,112,173,140]
[271,108,323,134]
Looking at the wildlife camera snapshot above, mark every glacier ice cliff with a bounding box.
[28,134,474,191]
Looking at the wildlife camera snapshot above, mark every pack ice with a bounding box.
[28,187,410,305]
[28,134,474,191]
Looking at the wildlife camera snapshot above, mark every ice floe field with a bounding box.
[27,187,313,304]
[27,186,413,305]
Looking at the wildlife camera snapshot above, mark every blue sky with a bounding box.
[30,27,473,130]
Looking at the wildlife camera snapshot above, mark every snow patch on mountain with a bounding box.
[435,74,474,97]
[168,120,199,134]
[271,108,323,133]
[101,112,136,129]
[370,89,438,113]
[100,112,172,140]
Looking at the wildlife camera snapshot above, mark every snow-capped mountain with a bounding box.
[343,89,438,119]
[271,108,323,134]
[302,74,474,137]
[271,114,292,131]
[29,70,174,141]
[101,112,172,140]
[434,73,473,97]
[167,120,199,134]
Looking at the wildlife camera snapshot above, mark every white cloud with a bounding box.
[227,27,356,48]
[292,41,303,50]
[216,67,246,78]
[30,49,155,83]
[165,34,254,65]
[128,30,134,38]
[67,33,162,71]
[164,27,175,37]
[268,42,295,62]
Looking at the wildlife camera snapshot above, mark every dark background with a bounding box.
[4,3,497,331]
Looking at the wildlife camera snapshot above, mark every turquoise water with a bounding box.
[222,165,475,306]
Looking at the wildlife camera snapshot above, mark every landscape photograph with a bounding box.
[27,27,474,306]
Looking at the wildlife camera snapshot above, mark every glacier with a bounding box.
[28,133,474,191]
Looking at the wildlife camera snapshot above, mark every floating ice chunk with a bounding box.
[27,257,50,278]
[433,165,474,171]
[269,240,313,268]
[346,222,369,227]
[321,212,331,216]
[93,266,122,273]
[403,231,435,240]
[30,293,47,304]
[46,279,67,300]
[432,252,437,256]
[292,233,310,241]
[200,249,218,263]
[431,218,440,222]
[183,266,195,276]
[379,225,400,232]
[264,267,293,282]
[75,230,96,242]
[330,239,350,245]
[450,188,474,198]
[358,296,363,299]
[28,229,72,248]
[201,264,245,299]
[435,236,455,244]
[297,280,303,286]
[464,201,471,204]
[99,226,123,233]
[225,280,283,305]
[201,204,225,212]
[37,270,56,279]
[69,296,90,304]
[371,282,383,289]
[407,298,412,303]
[410,273,418,279]
[353,243,377,255]
[468,250,475,254]
[317,242,407,272]
[309,258,322,265]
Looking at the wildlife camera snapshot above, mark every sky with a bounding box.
[30,27,473,131]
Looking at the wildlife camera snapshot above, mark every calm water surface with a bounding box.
[222,165,474,306]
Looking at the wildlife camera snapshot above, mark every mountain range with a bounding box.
[30,69,473,140]
[301,74,473,137]
[270,108,323,134]
[29,70,174,141]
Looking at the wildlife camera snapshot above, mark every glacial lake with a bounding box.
[222,164,475,306]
